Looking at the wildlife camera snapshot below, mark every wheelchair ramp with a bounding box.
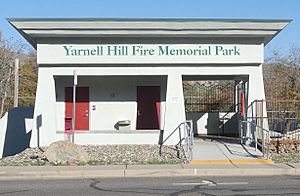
[189,137,272,164]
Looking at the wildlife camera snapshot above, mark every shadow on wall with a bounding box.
[186,112,222,135]
[207,113,222,135]
[186,113,205,134]
[186,112,239,136]
[2,107,34,157]
[221,113,239,137]
[207,113,239,136]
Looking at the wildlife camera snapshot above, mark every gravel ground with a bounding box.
[0,145,186,166]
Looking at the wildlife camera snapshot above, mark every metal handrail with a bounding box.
[183,120,194,160]
[219,103,239,120]
[246,99,265,111]
[159,120,194,160]
[242,120,270,159]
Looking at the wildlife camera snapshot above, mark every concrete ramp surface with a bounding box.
[190,137,271,164]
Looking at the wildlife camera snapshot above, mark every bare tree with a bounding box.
[264,47,300,101]
[0,33,26,116]
[18,49,37,107]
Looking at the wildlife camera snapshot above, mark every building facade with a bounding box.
[9,19,290,147]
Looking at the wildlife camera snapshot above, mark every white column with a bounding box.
[30,68,57,147]
[163,73,186,145]
[247,64,268,139]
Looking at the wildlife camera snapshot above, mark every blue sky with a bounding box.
[0,0,299,56]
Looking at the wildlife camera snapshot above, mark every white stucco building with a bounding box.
[8,18,290,147]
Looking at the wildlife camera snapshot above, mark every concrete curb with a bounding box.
[0,164,299,180]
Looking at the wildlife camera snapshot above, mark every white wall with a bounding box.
[186,112,238,136]
[30,69,57,147]
[74,132,160,145]
[0,108,34,158]
[54,76,167,131]
[0,112,8,158]
[30,65,266,146]
[31,36,268,146]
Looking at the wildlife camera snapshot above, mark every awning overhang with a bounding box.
[7,18,291,49]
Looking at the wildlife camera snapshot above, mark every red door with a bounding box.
[65,87,89,130]
[137,86,160,129]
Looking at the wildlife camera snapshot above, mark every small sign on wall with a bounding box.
[171,97,179,103]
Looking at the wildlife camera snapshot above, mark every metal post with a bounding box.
[14,59,19,107]
[179,125,182,146]
[255,125,258,151]
[260,101,265,156]
[267,132,270,159]
[189,120,193,160]
[72,70,77,143]
[240,121,243,144]
[238,82,244,144]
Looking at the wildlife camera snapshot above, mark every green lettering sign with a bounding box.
[63,45,242,57]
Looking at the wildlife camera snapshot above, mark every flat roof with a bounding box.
[8,18,291,49]
[7,18,292,22]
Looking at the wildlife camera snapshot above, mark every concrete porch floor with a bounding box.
[190,137,271,164]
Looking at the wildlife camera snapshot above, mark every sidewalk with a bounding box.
[0,163,299,180]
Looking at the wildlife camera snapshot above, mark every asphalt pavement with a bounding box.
[1,175,300,195]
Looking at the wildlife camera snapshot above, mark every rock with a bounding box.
[44,141,90,163]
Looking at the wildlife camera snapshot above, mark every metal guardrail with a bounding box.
[159,120,194,160]
[246,99,300,141]
[242,120,270,159]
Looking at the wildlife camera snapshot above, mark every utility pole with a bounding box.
[14,59,19,107]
